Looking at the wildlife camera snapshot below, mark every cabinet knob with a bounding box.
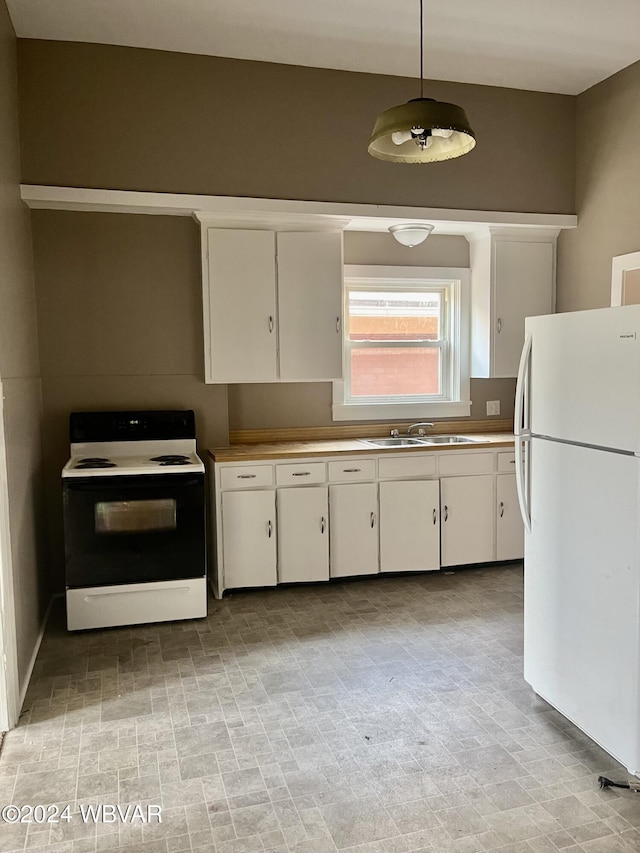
[499,501,505,518]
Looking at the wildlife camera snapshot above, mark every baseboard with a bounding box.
[18,593,60,712]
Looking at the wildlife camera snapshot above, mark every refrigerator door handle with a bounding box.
[515,433,532,534]
[515,332,532,533]
[515,332,532,437]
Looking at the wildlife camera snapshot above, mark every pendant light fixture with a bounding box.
[368,0,476,163]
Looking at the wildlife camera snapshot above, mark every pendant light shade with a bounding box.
[369,98,476,163]
[368,0,476,164]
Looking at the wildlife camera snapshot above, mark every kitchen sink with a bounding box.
[421,435,482,444]
[358,437,428,448]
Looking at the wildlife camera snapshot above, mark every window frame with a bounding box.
[332,265,471,422]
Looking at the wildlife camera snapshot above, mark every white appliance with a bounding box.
[62,410,207,631]
[515,304,640,775]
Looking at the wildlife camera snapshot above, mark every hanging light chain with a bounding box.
[419,0,424,99]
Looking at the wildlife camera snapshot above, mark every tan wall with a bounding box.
[557,60,640,310]
[32,211,228,587]
[0,2,45,695]
[17,40,576,213]
[33,214,513,450]
[22,42,569,588]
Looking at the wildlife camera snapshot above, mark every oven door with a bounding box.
[63,473,205,587]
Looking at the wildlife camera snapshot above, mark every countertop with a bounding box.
[208,432,516,463]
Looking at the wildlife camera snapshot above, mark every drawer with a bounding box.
[275,461,326,486]
[378,455,436,480]
[328,459,376,482]
[497,451,517,472]
[220,465,273,490]
[439,452,494,476]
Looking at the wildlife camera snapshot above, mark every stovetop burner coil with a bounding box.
[150,455,190,464]
[74,459,117,469]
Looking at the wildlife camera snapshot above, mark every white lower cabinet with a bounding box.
[277,486,329,583]
[329,482,379,577]
[214,446,523,595]
[496,473,524,560]
[379,480,440,573]
[440,475,495,567]
[221,490,277,588]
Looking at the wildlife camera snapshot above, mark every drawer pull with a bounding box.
[370,512,376,528]
[267,520,273,538]
[510,460,515,464]
[336,316,341,333]
[320,517,326,534]
[444,505,449,522]
[237,474,257,479]
[499,501,505,518]
[268,315,274,333]
[292,471,311,477]
[433,508,437,525]
[343,468,361,473]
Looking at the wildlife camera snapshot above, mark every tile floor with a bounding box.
[1,564,639,853]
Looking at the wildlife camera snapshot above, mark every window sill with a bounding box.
[332,400,472,422]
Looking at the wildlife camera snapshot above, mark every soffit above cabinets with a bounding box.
[20,185,577,238]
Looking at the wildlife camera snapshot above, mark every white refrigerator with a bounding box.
[515,304,640,775]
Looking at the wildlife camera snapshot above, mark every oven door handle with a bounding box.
[64,476,203,491]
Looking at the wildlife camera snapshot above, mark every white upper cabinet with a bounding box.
[206,229,278,383]
[470,228,558,378]
[277,232,343,381]
[204,227,343,383]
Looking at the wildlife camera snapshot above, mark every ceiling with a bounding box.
[7,0,640,96]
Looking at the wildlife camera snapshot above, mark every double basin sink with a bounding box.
[359,435,483,448]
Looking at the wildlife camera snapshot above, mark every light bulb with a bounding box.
[391,130,413,145]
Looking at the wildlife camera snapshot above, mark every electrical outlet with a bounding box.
[486,400,501,416]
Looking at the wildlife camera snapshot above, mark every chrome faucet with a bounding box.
[406,422,435,436]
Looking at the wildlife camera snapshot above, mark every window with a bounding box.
[332,265,470,421]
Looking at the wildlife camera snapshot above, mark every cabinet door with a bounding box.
[379,480,440,573]
[493,240,554,377]
[441,475,495,566]
[277,486,329,583]
[221,490,276,588]
[496,474,524,560]
[277,232,343,381]
[329,483,379,577]
[206,229,277,382]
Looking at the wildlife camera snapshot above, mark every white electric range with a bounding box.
[62,410,207,631]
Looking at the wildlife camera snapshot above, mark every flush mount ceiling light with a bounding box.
[389,223,434,247]
[368,0,476,164]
